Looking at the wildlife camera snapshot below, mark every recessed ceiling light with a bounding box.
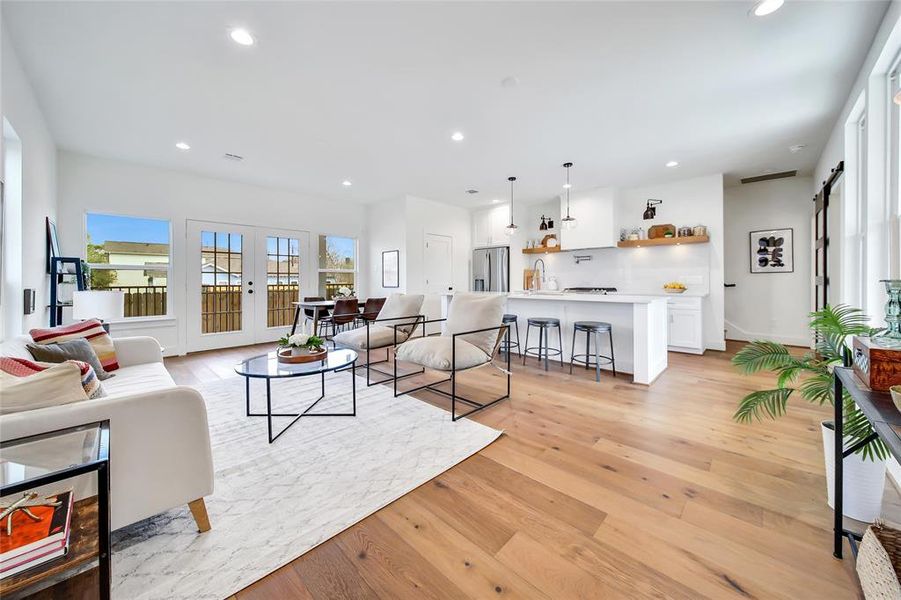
[492,198,501,204]
[665,160,679,168]
[451,131,465,142]
[342,180,352,187]
[175,142,191,151]
[229,28,255,46]
[751,0,784,17]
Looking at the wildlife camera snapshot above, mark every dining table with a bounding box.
[290,300,335,336]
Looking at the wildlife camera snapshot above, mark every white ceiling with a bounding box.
[2,1,889,206]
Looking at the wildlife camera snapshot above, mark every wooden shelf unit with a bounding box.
[521,246,562,254]
[617,234,709,248]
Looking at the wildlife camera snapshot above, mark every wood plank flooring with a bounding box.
[37,342,866,599]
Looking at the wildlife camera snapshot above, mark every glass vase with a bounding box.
[874,279,901,348]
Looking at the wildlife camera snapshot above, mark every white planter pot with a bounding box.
[821,421,886,523]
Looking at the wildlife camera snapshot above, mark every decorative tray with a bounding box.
[277,347,328,364]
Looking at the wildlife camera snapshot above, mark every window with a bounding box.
[891,58,901,278]
[266,236,300,327]
[86,213,170,317]
[318,235,356,299]
[200,230,242,333]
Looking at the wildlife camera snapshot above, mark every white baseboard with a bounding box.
[724,319,809,347]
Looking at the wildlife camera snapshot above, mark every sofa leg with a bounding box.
[188,498,211,533]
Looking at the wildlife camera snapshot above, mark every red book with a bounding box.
[0,490,73,577]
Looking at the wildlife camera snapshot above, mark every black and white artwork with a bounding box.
[750,228,793,273]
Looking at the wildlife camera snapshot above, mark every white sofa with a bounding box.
[0,335,214,532]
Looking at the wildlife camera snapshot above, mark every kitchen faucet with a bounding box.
[532,258,546,290]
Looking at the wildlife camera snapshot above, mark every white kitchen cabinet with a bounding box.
[666,296,704,354]
[559,187,616,250]
[473,204,510,247]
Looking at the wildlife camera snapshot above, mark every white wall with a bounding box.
[366,198,407,296]
[57,151,368,355]
[723,177,814,347]
[1,25,58,337]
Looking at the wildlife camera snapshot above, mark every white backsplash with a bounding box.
[534,243,711,295]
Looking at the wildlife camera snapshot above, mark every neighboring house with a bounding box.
[102,241,169,287]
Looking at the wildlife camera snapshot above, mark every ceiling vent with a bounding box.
[465,189,479,194]
[223,153,244,162]
[740,170,797,184]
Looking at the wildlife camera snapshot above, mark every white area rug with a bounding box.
[110,372,502,600]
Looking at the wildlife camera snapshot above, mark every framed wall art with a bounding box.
[382,250,399,288]
[750,228,793,273]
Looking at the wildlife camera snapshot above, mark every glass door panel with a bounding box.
[254,228,309,343]
[187,221,256,352]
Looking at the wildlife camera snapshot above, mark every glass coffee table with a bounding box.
[235,349,358,443]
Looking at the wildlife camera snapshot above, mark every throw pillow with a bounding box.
[27,338,114,380]
[0,360,89,415]
[1,356,105,401]
[30,319,119,372]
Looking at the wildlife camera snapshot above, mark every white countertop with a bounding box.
[506,291,667,304]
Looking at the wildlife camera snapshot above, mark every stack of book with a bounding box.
[0,490,74,579]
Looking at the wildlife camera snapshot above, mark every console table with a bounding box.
[832,367,901,559]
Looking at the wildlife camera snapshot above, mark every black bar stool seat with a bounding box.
[570,320,616,382]
[501,314,521,357]
[523,317,564,371]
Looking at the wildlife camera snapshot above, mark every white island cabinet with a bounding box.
[440,292,668,385]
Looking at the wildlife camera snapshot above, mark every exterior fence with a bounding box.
[105,285,301,331]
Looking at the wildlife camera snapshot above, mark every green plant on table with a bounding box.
[731,304,887,460]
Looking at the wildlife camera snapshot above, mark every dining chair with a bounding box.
[357,297,387,325]
[302,296,331,336]
[330,299,359,335]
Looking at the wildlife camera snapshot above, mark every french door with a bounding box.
[186,221,308,352]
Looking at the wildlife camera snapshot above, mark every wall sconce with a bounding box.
[643,199,663,220]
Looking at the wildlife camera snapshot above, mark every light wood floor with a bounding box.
[37,342,863,599]
[167,342,861,600]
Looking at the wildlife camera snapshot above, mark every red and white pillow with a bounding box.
[30,319,119,372]
[1,357,104,399]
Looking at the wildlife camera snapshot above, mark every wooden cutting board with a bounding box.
[523,269,536,290]
[648,224,676,239]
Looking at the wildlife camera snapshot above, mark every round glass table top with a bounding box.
[235,348,358,378]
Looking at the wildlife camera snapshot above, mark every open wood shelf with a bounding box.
[617,234,709,248]
[521,246,562,254]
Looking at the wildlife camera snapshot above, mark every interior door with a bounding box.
[424,233,453,293]
[254,229,308,343]
[187,220,256,352]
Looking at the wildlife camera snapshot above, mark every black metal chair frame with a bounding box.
[393,319,511,421]
[569,324,616,382]
[336,314,428,386]
[522,320,564,370]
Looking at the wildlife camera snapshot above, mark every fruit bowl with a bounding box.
[664,288,686,294]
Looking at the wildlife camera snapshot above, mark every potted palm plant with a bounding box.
[732,305,888,522]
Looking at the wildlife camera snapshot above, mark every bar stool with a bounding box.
[500,314,521,357]
[570,321,616,382]
[523,317,564,371]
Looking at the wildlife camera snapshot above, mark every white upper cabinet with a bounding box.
[559,187,616,250]
[473,204,510,247]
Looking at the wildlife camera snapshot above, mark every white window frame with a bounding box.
[84,211,173,319]
[316,234,358,294]
[889,53,901,278]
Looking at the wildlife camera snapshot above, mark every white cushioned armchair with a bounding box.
[333,293,425,386]
[393,294,511,421]
[0,335,214,532]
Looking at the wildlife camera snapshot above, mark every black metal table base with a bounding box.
[242,360,357,443]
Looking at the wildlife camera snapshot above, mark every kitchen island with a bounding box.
[440,292,668,385]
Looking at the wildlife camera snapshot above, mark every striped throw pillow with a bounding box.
[0,356,104,399]
[30,319,119,372]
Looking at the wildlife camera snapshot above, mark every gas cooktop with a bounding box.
[563,287,618,294]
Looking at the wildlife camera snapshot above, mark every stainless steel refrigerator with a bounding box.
[472,246,509,292]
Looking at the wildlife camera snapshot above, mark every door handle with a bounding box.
[248,289,254,294]
[248,281,253,286]
[724,283,736,288]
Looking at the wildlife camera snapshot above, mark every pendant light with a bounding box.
[561,162,577,230]
[504,177,518,236]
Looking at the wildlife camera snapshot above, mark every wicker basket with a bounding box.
[857,522,901,599]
